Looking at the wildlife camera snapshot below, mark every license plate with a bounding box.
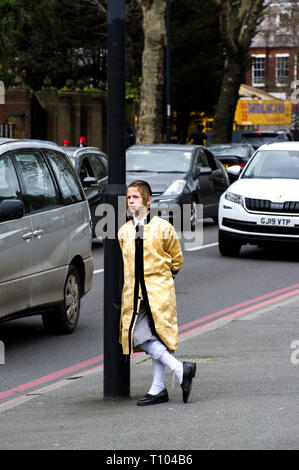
[259,217,294,227]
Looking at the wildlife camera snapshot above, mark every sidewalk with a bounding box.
[0,295,299,451]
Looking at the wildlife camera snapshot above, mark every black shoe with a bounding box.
[181,362,196,403]
[137,388,169,406]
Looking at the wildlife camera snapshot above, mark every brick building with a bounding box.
[245,0,299,126]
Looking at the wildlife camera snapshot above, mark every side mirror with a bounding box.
[0,199,24,222]
[227,165,242,184]
[83,176,98,188]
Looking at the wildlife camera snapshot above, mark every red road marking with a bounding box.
[0,355,103,400]
[1,283,299,405]
[178,282,299,332]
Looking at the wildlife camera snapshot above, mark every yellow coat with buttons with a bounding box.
[118,216,183,355]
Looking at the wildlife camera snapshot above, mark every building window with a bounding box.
[276,55,289,86]
[252,55,265,86]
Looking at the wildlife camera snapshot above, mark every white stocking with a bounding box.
[148,360,166,395]
[140,340,183,387]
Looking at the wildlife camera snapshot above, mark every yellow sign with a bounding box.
[234,99,292,126]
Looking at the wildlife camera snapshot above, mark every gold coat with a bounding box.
[118,216,183,355]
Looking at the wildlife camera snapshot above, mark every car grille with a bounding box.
[222,217,299,235]
[245,197,299,214]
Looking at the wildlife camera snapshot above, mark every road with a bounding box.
[1,218,299,403]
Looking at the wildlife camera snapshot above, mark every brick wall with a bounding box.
[0,87,108,152]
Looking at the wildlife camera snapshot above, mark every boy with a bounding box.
[118,180,196,405]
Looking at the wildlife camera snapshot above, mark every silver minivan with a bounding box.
[0,139,94,333]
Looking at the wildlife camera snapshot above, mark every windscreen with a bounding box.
[126,149,192,173]
[242,149,299,179]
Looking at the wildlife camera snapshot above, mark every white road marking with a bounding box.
[184,242,218,252]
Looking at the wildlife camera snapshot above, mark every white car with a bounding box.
[218,141,299,256]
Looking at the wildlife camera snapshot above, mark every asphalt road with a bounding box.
[1,218,299,400]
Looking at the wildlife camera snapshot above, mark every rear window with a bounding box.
[241,133,287,147]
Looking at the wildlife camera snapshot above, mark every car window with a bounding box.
[14,150,59,212]
[209,145,249,157]
[202,149,217,170]
[99,155,108,171]
[79,156,95,183]
[88,154,107,180]
[45,149,84,204]
[242,149,299,179]
[126,149,192,172]
[194,150,207,172]
[0,153,22,203]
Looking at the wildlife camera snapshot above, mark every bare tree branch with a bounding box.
[82,0,107,16]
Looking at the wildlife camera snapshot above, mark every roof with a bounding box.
[239,84,278,100]
[58,146,107,158]
[128,144,198,151]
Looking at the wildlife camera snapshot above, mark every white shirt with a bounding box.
[133,211,149,227]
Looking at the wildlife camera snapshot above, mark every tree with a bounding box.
[136,0,166,143]
[11,0,107,90]
[170,0,225,143]
[0,0,16,86]
[209,0,267,144]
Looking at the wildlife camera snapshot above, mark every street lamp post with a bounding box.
[103,0,130,399]
[166,0,172,143]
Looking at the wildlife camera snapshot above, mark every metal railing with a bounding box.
[0,124,14,138]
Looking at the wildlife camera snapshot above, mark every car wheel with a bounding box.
[218,231,241,257]
[42,265,81,334]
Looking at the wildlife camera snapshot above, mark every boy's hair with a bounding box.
[127,180,152,205]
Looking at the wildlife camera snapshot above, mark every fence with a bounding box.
[0,124,14,138]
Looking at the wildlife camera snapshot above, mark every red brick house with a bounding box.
[245,0,299,126]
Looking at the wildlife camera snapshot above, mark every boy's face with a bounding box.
[127,187,152,217]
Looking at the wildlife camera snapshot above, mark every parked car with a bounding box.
[60,146,108,238]
[0,139,94,332]
[208,143,255,168]
[241,130,294,150]
[208,143,255,184]
[218,141,299,256]
[126,144,230,229]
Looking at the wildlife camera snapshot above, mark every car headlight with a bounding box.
[225,191,244,206]
[163,179,186,196]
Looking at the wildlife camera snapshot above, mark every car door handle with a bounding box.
[22,232,34,241]
[33,229,44,238]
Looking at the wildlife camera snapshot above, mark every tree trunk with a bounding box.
[209,55,243,144]
[136,0,166,143]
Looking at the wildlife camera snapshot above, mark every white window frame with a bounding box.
[252,54,266,87]
[276,53,289,87]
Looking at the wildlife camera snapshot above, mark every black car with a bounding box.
[126,144,229,229]
[208,143,255,184]
[208,143,255,168]
[60,146,108,237]
[241,130,294,150]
